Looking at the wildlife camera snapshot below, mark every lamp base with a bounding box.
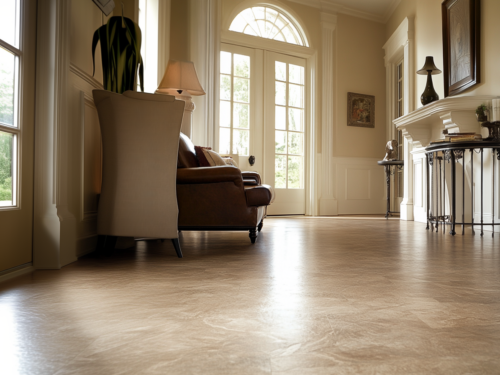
[421,72,439,105]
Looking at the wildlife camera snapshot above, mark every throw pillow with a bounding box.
[203,149,227,166]
[221,156,239,168]
[194,146,211,167]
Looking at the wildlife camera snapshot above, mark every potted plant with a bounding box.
[476,104,489,123]
[92,16,144,93]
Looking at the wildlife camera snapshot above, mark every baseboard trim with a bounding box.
[0,263,35,284]
[319,198,338,216]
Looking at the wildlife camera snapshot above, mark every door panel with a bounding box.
[219,44,258,172]
[0,0,37,272]
[264,52,306,215]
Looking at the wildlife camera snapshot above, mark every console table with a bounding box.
[377,160,404,219]
[425,141,500,236]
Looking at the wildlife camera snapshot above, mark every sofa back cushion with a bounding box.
[178,132,200,168]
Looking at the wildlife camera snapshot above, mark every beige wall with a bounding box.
[336,14,387,158]
[386,0,500,110]
[170,0,191,61]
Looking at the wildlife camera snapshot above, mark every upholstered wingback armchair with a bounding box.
[176,134,274,243]
[93,90,185,257]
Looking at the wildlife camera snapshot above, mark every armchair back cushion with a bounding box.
[93,90,185,239]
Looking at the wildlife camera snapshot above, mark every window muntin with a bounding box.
[219,51,250,156]
[0,0,21,208]
[229,7,307,46]
[274,61,305,189]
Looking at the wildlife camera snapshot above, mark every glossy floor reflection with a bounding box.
[1,217,500,374]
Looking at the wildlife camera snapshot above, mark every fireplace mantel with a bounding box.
[394,95,499,148]
[392,95,500,222]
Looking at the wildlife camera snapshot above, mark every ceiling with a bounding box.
[286,0,401,23]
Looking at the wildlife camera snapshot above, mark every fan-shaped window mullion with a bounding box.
[229,6,307,47]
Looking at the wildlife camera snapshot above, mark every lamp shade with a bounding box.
[156,60,206,96]
[416,56,442,75]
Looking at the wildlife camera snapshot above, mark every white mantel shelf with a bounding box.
[392,94,500,223]
[393,95,500,148]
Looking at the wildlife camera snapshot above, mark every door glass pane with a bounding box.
[275,155,286,188]
[219,127,231,155]
[233,78,249,103]
[275,131,287,153]
[275,82,286,105]
[288,156,303,189]
[275,61,286,81]
[233,129,249,155]
[289,84,303,108]
[220,101,231,127]
[288,133,303,155]
[288,108,303,131]
[0,0,18,47]
[233,103,249,129]
[220,51,232,74]
[275,106,286,130]
[0,47,16,126]
[289,64,304,85]
[234,54,250,78]
[220,75,231,100]
[0,131,13,206]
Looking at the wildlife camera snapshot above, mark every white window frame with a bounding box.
[0,0,22,209]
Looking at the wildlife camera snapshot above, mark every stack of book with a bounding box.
[430,132,482,145]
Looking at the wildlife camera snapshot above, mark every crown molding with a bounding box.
[383,0,401,23]
[286,0,400,24]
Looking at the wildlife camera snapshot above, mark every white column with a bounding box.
[34,0,77,268]
[319,12,338,216]
[400,128,414,220]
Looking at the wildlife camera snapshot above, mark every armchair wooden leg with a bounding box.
[258,219,264,232]
[96,235,117,256]
[171,239,183,258]
[249,228,258,244]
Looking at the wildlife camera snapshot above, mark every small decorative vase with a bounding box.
[476,113,487,123]
[421,72,439,105]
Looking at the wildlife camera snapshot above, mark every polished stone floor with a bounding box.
[1,217,500,374]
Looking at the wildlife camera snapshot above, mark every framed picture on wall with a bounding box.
[347,92,375,128]
[442,0,480,97]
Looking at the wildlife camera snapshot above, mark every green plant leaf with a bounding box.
[92,16,144,93]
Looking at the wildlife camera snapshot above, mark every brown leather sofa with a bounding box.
[177,133,274,243]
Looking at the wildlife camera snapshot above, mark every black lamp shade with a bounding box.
[417,56,442,75]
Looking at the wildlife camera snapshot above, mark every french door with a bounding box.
[218,45,307,215]
[0,0,37,272]
[264,52,306,215]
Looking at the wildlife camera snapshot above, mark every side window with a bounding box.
[0,0,21,207]
[219,51,250,156]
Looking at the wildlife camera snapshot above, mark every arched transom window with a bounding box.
[229,6,308,46]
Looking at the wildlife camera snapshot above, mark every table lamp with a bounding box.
[156,60,205,138]
[417,56,442,105]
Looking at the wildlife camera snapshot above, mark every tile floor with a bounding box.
[0,217,499,374]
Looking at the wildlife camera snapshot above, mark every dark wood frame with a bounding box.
[442,0,480,97]
[347,92,375,128]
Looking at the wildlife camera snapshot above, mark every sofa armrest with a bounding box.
[241,171,262,185]
[177,166,243,186]
[245,185,273,206]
